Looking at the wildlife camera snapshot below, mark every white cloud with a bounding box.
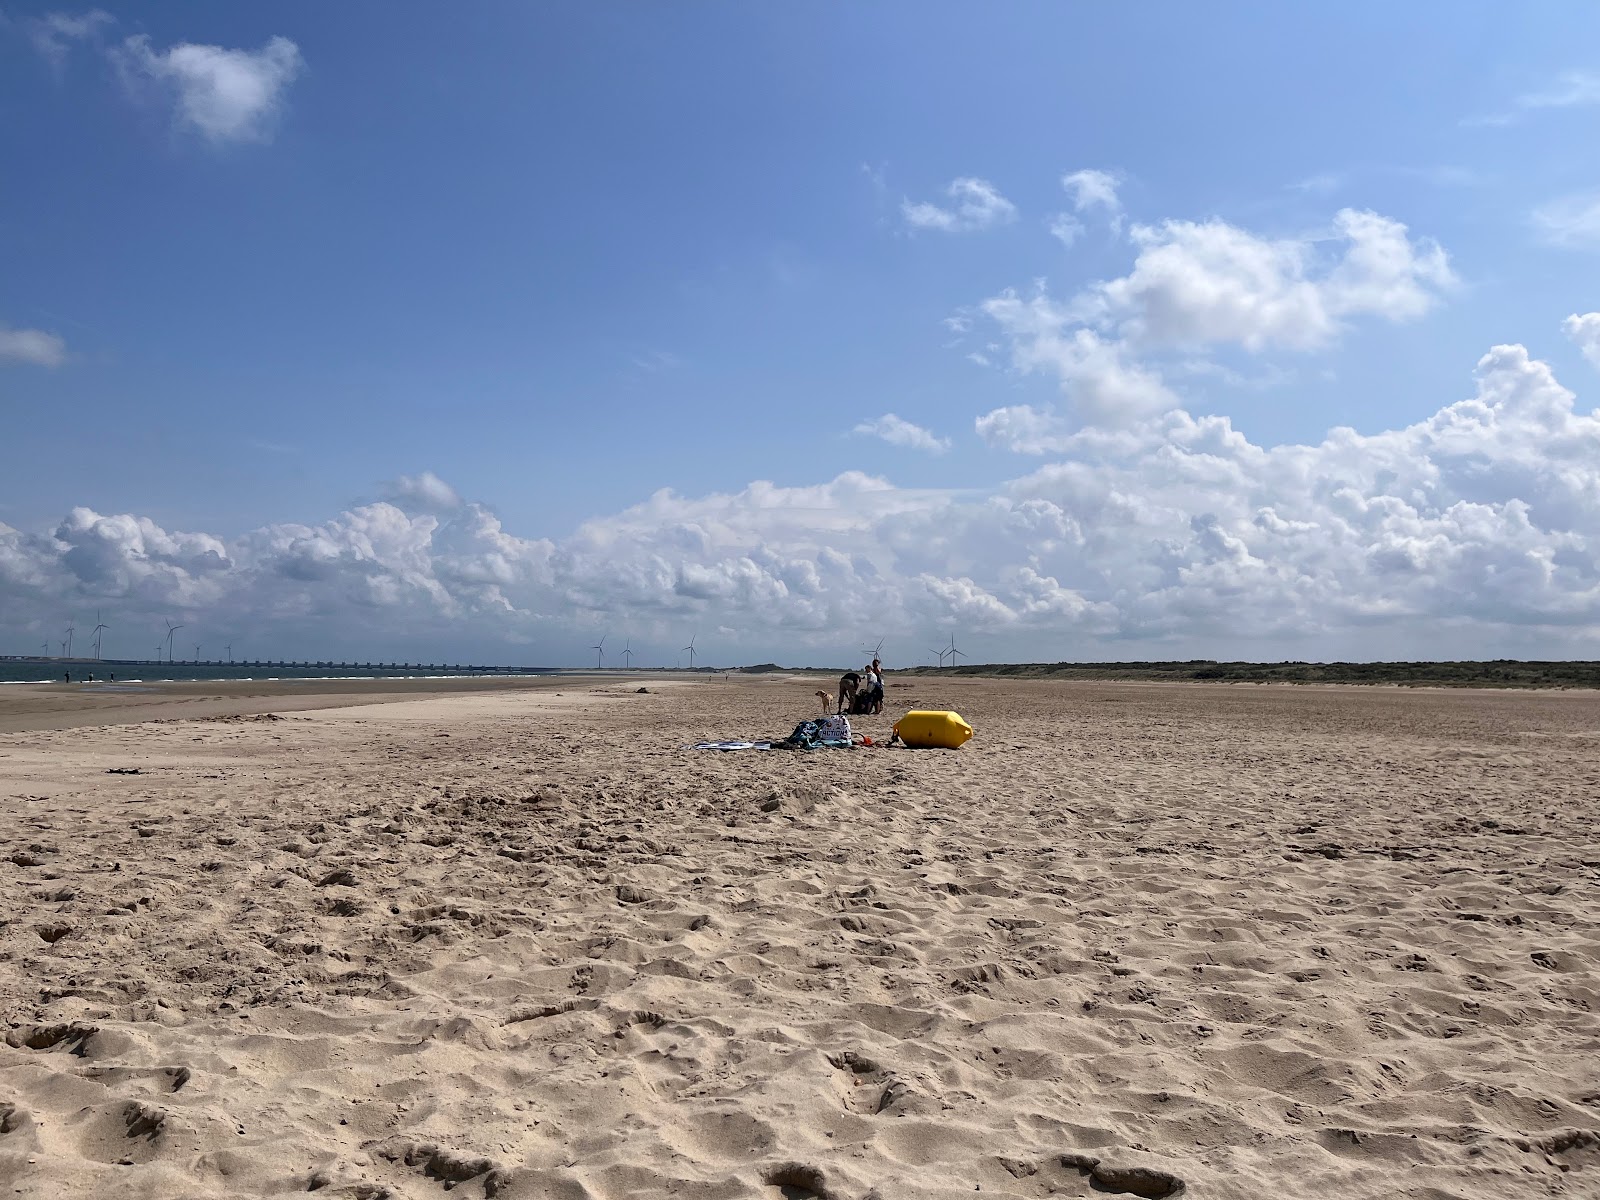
[1060,168,1123,226]
[977,207,1452,427]
[385,471,463,513]
[853,414,952,454]
[974,404,1074,455]
[114,34,304,143]
[0,325,67,367]
[1468,71,1600,126]
[1565,312,1600,370]
[1289,172,1345,195]
[1100,208,1453,350]
[1533,192,1600,248]
[4,333,1600,663]
[1048,169,1124,247]
[1048,213,1085,248]
[1518,71,1600,110]
[27,8,114,65]
[976,299,1178,424]
[902,177,1017,233]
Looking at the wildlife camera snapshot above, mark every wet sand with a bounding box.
[1,675,1598,1198]
[0,675,626,735]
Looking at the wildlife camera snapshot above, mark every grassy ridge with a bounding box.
[889,660,1600,689]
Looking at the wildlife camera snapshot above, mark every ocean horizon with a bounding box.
[0,659,581,685]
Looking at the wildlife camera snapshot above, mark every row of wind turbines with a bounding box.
[48,613,110,660]
[588,634,698,669]
[46,613,233,664]
[47,612,111,660]
[581,632,968,670]
[148,618,234,663]
[929,632,967,668]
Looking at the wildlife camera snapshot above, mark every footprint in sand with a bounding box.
[5,1022,97,1054]
[762,1162,835,1200]
[75,1099,171,1166]
[78,1064,192,1094]
[1000,1154,1187,1198]
[826,1050,915,1116]
[370,1137,510,1197]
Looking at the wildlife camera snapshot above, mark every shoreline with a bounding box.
[0,672,644,735]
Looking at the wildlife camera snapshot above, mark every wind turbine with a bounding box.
[225,643,233,663]
[591,633,607,669]
[194,644,201,662]
[682,633,698,670]
[90,612,108,659]
[165,620,184,663]
[41,641,49,658]
[620,640,633,668]
[929,646,948,667]
[64,623,75,658]
[947,632,966,668]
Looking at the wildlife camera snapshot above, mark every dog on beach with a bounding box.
[815,689,833,714]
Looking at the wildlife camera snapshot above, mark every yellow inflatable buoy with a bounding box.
[893,709,974,749]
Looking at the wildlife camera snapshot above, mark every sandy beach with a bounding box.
[2,674,1597,1199]
[0,675,603,737]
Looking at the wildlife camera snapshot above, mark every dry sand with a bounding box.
[1,675,1598,1199]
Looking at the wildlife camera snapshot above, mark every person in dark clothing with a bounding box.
[837,671,861,717]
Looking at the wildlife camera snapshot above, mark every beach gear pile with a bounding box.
[690,709,977,752]
[689,714,858,752]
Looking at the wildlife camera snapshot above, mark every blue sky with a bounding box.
[4,3,1600,665]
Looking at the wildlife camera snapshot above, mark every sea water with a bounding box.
[0,660,565,685]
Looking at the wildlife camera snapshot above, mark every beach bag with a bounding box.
[779,720,821,749]
[817,715,851,743]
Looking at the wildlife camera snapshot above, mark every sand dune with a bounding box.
[2,676,1598,1198]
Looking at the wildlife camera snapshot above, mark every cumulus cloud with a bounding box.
[974,404,1075,455]
[1533,192,1600,249]
[26,8,114,65]
[0,324,67,367]
[385,471,463,512]
[1062,168,1123,224]
[1566,312,1600,370]
[978,207,1452,427]
[5,329,1600,663]
[1048,213,1085,248]
[853,414,952,454]
[1097,208,1454,350]
[902,177,1017,233]
[1048,169,1124,247]
[113,33,303,143]
[976,302,1178,424]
